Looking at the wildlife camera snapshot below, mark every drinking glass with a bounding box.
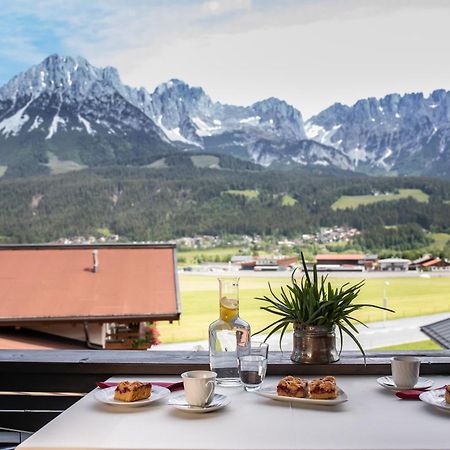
[238,342,269,391]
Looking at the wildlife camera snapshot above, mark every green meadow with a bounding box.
[225,189,259,199]
[281,194,297,206]
[375,340,442,351]
[331,188,429,210]
[158,273,450,343]
[177,247,242,265]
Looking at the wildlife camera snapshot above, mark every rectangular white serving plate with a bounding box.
[256,386,348,406]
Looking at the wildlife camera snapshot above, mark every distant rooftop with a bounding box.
[315,254,365,261]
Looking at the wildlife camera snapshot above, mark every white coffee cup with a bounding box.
[391,356,420,388]
[181,370,216,407]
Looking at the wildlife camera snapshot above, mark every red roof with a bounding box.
[422,258,450,267]
[0,245,180,323]
[315,254,365,261]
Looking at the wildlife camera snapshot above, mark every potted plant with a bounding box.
[255,253,394,363]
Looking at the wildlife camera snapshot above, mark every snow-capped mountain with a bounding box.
[0,54,449,177]
[0,55,174,175]
[0,55,311,175]
[305,91,450,177]
[144,79,306,151]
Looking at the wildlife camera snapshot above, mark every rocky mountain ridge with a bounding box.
[0,54,449,177]
[305,90,450,177]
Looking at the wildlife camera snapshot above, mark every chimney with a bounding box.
[92,250,99,273]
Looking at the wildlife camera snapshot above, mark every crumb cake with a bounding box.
[309,376,337,400]
[114,381,151,402]
[445,385,450,404]
[277,376,308,398]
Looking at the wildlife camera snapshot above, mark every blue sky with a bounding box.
[1,0,450,118]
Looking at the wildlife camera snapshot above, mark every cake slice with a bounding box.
[114,381,151,402]
[277,376,308,398]
[445,385,450,404]
[309,376,337,400]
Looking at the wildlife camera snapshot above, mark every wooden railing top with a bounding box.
[1,349,448,373]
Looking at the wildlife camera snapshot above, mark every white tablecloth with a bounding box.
[18,375,449,450]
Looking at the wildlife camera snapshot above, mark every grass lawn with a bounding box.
[331,189,429,210]
[45,152,87,174]
[374,340,442,351]
[158,273,450,343]
[148,158,168,168]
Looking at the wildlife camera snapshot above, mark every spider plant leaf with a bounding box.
[339,322,367,364]
[262,321,290,350]
[342,316,359,334]
[278,322,290,351]
[260,306,292,317]
[346,316,369,328]
[338,325,343,355]
[301,252,311,284]
[253,317,287,335]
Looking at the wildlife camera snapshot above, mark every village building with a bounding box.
[240,256,297,271]
[314,254,366,271]
[421,258,450,270]
[378,257,411,271]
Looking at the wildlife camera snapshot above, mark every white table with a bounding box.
[18,375,449,450]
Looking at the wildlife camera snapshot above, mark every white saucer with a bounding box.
[94,385,170,407]
[377,376,434,391]
[168,393,230,413]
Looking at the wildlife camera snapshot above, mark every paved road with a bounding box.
[180,267,450,279]
[154,311,450,352]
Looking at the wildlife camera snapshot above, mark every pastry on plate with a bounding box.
[309,376,337,400]
[114,381,151,402]
[320,375,336,384]
[277,376,308,398]
[445,385,450,404]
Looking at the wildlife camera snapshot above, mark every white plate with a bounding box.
[377,376,434,391]
[94,385,170,407]
[420,389,450,413]
[168,393,230,413]
[256,386,348,406]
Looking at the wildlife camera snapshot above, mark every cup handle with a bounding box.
[204,380,215,406]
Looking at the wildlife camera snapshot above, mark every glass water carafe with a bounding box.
[208,277,251,386]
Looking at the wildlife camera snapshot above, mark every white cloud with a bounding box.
[202,0,252,15]
[2,0,450,117]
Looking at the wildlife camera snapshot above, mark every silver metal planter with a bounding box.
[291,323,339,364]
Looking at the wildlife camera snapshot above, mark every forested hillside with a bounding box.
[0,163,449,245]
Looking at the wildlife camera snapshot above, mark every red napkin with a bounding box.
[96,381,183,392]
[395,386,445,400]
